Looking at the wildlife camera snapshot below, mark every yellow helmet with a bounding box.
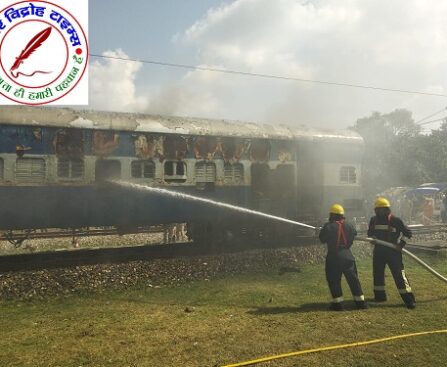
[329,204,344,215]
[374,197,390,208]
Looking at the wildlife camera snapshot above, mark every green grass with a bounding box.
[0,256,446,367]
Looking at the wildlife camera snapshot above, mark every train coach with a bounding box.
[0,106,364,246]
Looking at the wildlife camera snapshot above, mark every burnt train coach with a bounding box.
[0,106,364,245]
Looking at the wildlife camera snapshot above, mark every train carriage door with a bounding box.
[294,140,325,220]
[298,159,324,219]
[272,164,296,218]
[250,163,271,211]
[93,159,127,227]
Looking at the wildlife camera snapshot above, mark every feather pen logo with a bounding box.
[10,26,53,78]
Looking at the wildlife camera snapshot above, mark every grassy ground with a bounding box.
[0,255,446,367]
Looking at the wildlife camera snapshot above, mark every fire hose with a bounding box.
[356,236,447,283]
[220,329,447,367]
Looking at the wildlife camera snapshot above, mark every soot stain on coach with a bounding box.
[0,106,364,247]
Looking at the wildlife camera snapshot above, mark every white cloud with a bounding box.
[89,49,148,112]
[171,0,447,127]
[90,1,447,128]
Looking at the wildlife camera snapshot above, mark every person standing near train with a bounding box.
[441,193,447,223]
[319,204,367,311]
[368,197,416,309]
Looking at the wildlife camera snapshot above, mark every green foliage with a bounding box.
[418,124,447,182]
[351,109,447,197]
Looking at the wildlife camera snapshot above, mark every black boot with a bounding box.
[329,302,344,311]
[401,293,416,309]
[374,290,387,302]
[355,300,369,309]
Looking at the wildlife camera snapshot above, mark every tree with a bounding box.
[350,109,422,197]
[417,122,447,182]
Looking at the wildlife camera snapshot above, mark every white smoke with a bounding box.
[89,49,148,112]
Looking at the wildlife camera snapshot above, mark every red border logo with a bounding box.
[0,1,88,105]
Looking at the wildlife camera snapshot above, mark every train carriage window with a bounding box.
[164,161,187,183]
[195,161,216,191]
[57,158,84,179]
[165,161,174,176]
[71,159,84,178]
[0,158,3,180]
[224,163,244,184]
[195,162,216,182]
[131,160,155,179]
[340,166,357,184]
[176,161,185,176]
[95,160,121,182]
[16,158,46,183]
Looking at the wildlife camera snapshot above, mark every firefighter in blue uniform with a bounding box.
[319,204,367,311]
[368,197,416,309]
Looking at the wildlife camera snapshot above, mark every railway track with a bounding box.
[0,241,197,273]
[0,235,323,273]
[407,223,447,234]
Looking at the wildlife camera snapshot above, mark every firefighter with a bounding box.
[422,196,434,225]
[319,204,367,311]
[368,197,416,309]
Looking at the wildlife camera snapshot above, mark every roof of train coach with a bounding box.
[0,106,363,144]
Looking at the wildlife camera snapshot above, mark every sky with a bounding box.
[88,0,447,130]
